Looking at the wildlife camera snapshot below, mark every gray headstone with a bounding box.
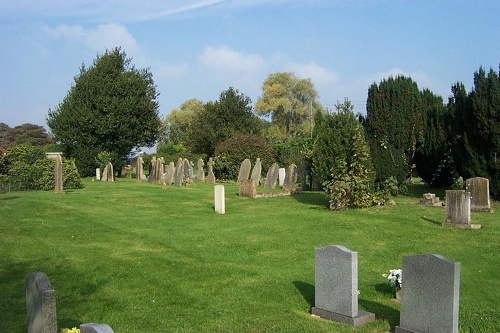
[466,177,492,212]
[237,159,252,183]
[214,185,225,214]
[250,158,262,185]
[101,166,108,182]
[197,159,205,181]
[164,162,175,185]
[312,245,375,326]
[148,157,157,183]
[395,254,460,333]
[80,323,114,333]
[264,163,279,189]
[106,162,114,182]
[26,272,57,333]
[54,154,63,193]
[239,179,256,197]
[174,158,184,186]
[283,163,298,191]
[135,157,144,182]
[444,190,480,228]
[206,157,216,184]
[183,158,192,180]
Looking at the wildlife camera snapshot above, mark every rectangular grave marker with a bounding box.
[444,190,481,229]
[26,272,57,333]
[214,185,225,214]
[466,177,492,212]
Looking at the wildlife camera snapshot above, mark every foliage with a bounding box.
[447,66,500,198]
[0,123,53,148]
[213,134,274,180]
[60,328,80,333]
[46,47,162,177]
[255,72,325,141]
[0,143,83,191]
[365,75,423,187]
[162,98,203,145]
[0,122,9,141]
[186,87,262,156]
[414,89,456,187]
[319,104,375,210]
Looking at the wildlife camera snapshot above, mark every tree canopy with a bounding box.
[46,48,161,176]
[162,98,203,146]
[0,123,53,148]
[255,72,324,142]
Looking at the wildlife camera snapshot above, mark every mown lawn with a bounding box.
[0,179,498,332]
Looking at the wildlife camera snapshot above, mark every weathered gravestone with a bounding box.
[214,185,225,214]
[106,162,114,182]
[80,323,114,333]
[135,157,143,182]
[312,245,375,326]
[239,179,256,197]
[54,154,63,193]
[395,254,460,333]
[278,167,286,187]
[100,165,107,182]
[237,159,252,183]
[148,157,156,183]
[183,158,192,181]
[95,168,100,181]
[466,177,492,212]
[174,158,184,186]
[420,193,441,206]
[206,157,216,184]
[197,159,205,181]
[264,163,279,189]
[26,272,57,333]
[444,190,481,229]
[282,163,298,191]
[250,158,262,185]
[163,162,175,186]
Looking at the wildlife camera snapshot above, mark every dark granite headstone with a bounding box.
[80,323,114,333]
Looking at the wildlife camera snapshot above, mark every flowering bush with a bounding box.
[60,328,80,333]
[383,269,402,289]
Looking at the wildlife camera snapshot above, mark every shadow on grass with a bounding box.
[291,192,329,209]
[421,216,442,226]
[292,281,314,307]
[0,195,19,200]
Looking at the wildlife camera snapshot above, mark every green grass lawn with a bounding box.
[1,179,499,332]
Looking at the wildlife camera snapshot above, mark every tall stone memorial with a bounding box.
[312,245,375,326]
[444,190,481,229]
[26,272,57,333]
[174,158,184,186]
[206,157,216,184]
[465,177,492,212]
[54,154,63,193]
[396,254,460,333]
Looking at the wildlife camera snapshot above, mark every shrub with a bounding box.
[214,134,275,180]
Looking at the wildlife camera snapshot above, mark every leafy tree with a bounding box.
[213,134,275,180]
[0,123,9,142]
[46,47,161,177]
[414,89,456,187]
[448,66,500,197]
[0,123,53,148]
[162,98,203,146]
[255,72,324,142]
[312,99,374,209]
[186,87,262,156]
[365,75,423,186]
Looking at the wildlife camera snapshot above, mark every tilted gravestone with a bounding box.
[395,254,460,333]
[206,157,216,184]
[174,158,184,186]
[237,159,252,183]
[278,167,286,187]
[197,159,205,181]
[312,245,375,326]
[26,272,57,333]
[264,163,279,189]
[54,154,63,193]
[444,190,481,229]
[466,177,492,212]
[282,163,298,191]
[250,158,262,186]
[80,323,114,333]
[214,185,225,214]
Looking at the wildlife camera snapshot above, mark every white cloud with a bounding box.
[199,45,266,73]
[286,61,338,86]
[366,67,433,88]
[45,23,138,53]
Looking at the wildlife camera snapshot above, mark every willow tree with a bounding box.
[47,48,161,176]
[255,72,324,142]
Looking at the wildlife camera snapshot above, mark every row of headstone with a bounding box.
[26,271,114,333]
[235,160,298,192]
[313,245,460,333]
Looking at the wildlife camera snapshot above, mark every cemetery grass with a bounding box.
[1,179,499,333]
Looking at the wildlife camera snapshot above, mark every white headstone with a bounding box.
[214,185,225,214]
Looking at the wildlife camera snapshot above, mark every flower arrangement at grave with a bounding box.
[383,268,402,299]
[60,328,80,333]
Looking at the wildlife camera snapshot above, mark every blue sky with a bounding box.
[1,0,499,129]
